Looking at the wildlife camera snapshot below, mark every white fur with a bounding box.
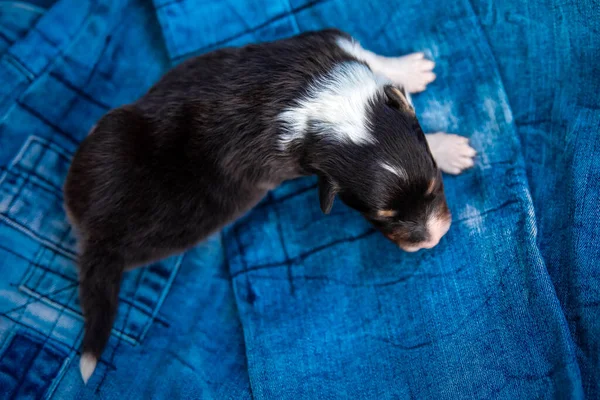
[401,214,451,252]
[379,162,407,180]
[425,132,476,175]
[337,37,437,94]
[279,62,388,148]
[80,352,97,384]
[425,214,451,247]
[336,37,380,66]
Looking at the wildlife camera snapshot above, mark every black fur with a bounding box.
[64,29,448,370]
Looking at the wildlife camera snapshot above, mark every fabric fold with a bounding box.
[0,0,596,398]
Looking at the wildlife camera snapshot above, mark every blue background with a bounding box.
[0,0,598,398]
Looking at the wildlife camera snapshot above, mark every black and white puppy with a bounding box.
[64,29,476,383]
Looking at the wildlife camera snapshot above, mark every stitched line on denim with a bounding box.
[1,249,181,346]
[0,333,67,398]
[1,135,181,346]
[8,248,184,346]
[166,0,329,61]
[0,137,75,256]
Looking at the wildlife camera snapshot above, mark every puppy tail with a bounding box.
[77,246,124,384]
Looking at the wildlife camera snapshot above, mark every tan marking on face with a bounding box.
[377,209,397,218]
[395,213,451,252]
[424,214,451,248]
[426,178,437,195]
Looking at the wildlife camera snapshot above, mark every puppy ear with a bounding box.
[384,85,404,108]
[384,85,413,110]
[318,175,338,214]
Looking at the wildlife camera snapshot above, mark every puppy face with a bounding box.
[361,170,451,252]
[318,85,452,252]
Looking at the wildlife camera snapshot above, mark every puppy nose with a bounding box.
[398,239,439,252]
[398,214,451,252]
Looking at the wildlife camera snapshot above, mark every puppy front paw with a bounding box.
[425,132,476,175]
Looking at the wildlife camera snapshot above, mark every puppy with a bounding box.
[63,29,476,383]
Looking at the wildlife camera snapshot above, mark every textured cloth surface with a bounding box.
[0,0,597,398]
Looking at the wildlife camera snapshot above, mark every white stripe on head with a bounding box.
[379,162,407,180]
[279,62,388,148]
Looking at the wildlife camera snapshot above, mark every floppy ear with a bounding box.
[384,85,414,111]
[384,85,404,109]
[318,175,338,214]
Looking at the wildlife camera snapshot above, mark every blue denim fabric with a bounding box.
[0,0,597,398]
[468,2,600,396]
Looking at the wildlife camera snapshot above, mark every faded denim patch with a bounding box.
[0,0,597,398]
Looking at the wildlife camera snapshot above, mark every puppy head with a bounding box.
[317,85,452,252]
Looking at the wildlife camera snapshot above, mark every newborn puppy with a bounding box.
[64,29,476,383]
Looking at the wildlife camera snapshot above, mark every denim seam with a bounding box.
[221,230,255,400]
[44,354,73,400]
[10,264,74,396]
[0,2,95,124]
[166,0,331,61]
[0,136,77,258]
[94,263,147,393]
[463,0,584,390]
[268,192,294,295]
[137,254,184,341]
